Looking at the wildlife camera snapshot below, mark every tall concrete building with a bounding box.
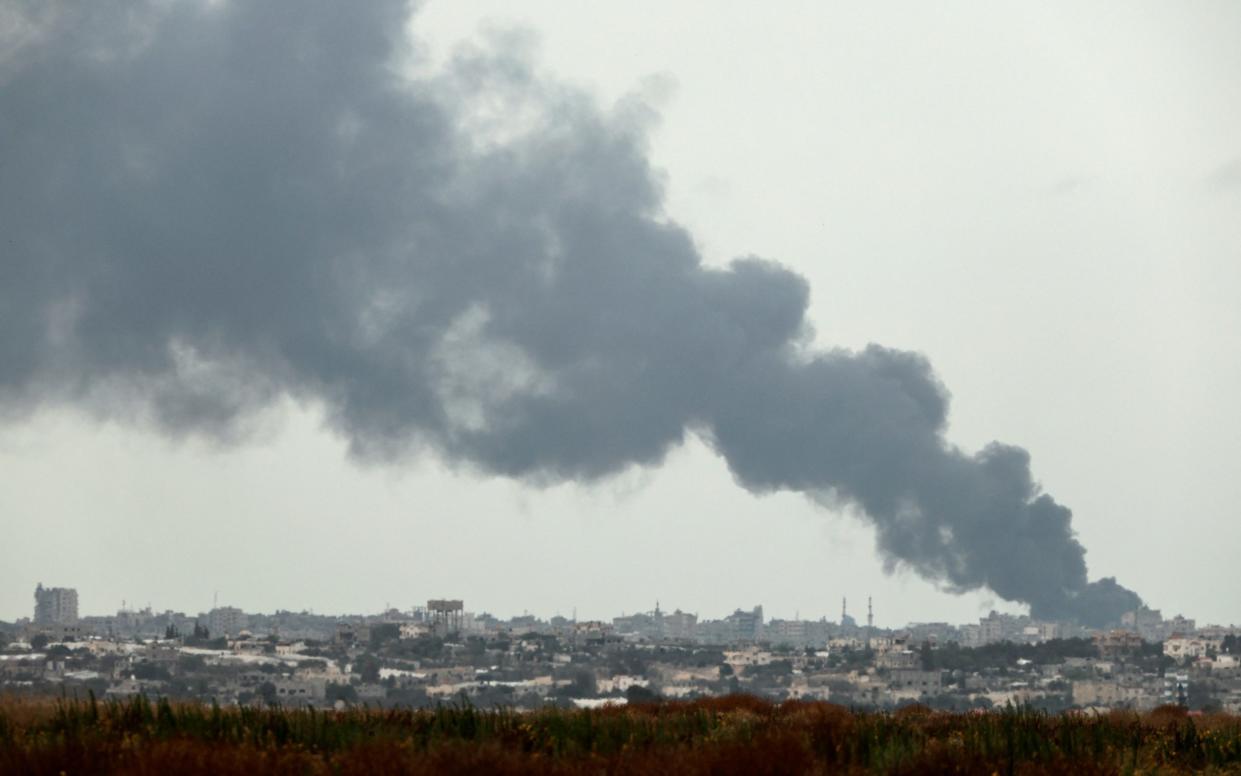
[33,584,79,625]
[206,606,246,638]
[663,609,697,640]
[723,606,764,643]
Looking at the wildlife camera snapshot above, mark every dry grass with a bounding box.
[2,693,1239,774]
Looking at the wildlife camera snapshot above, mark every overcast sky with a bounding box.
[2,1,1238,626]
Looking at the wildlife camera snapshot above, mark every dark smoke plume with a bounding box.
[0,0,1139,625]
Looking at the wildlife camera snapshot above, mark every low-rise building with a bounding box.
[1095,630,1145,659]
[888,669,943,695]
[1164,637,1221,663]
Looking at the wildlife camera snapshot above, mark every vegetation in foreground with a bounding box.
[2,694,1240,775]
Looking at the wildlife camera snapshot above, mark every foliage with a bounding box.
[327,683,357,704]
[353,655,381,684]
[555,671,596,699]
[744,659,793,681]
[131,663,172,682]
[1189,681,1223,713]
[1125,640,1176,675]
[258,682,277,706]
[607,647,651,677]
[463,636,487,661]
[1,694,1239,774]
[389,635,446,661]
[625,684,660,705]
[830,647,875,671]
[369,623,401,647]
[934,638,1098,672]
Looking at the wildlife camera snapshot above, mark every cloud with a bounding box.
[1047,175,1087,197]
[0,0,1138,625]
[1207,157,1241,192]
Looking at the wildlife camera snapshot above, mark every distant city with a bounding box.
[4,584,1238,712]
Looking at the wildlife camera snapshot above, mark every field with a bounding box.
[2,694,1240,775]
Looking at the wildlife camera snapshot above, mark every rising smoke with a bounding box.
[0,0,1140,626]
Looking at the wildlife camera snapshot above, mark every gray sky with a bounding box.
[1,1,1238,626]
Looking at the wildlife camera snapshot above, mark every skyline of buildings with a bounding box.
[5,585,1240,715]
[10,584,1230,652]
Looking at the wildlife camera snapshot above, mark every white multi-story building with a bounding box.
[1163,636,1221,662]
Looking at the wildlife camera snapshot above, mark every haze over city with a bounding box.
[2,0,1240,631]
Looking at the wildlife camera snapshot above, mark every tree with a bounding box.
[1187,681,1220,712]
[387,686,430,708]
[354,654,381,683]
[746,660,793,682]
[393,635,445,660]
[185,623,212,646]
[556,670,596,698]
[626,684,659,704]
[132,662,172,681]
[369,623,400,647]
[258,681,278,706]
[573,670,597,697]
[30,633,50,650]
[608,648,651,677]
[920,640,935,670]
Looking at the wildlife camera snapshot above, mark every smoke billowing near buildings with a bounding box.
[0,1,1140,626]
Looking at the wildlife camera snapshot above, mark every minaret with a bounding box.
[841,597,847,626]
[866,596,873,651]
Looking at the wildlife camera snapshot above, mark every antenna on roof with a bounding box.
[866,596,874,650]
